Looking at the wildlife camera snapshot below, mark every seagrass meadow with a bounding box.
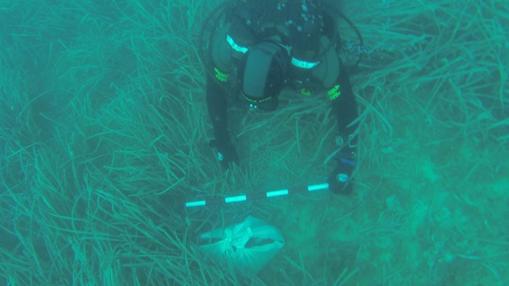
[0,0,508,285]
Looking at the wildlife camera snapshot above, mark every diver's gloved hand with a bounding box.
[209,138,239,169]
[328,150,356,195]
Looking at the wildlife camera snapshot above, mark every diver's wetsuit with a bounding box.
[206,0,358,164]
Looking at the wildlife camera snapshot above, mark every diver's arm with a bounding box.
[327,67,358,194]
[206,73,239,168]
[206,74,229,144]
[203,7,241,168]
[331,68,358,150]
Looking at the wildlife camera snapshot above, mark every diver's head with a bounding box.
[225,0,335,110]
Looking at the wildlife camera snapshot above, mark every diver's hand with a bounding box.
[209,138,239,169]
[328,150,356,195]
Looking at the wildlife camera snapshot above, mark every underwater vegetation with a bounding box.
[0,0,507,285]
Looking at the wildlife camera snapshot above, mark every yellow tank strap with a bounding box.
[214,67,229,83]
[327,84,341,100]
[299,88,312,96]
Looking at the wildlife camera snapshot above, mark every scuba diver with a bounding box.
[201,0,360,194]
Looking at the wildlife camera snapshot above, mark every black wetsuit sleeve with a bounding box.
[206,74,230,144]
[332,68,358,148]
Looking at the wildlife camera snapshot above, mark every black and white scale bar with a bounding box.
[184,182,330,209]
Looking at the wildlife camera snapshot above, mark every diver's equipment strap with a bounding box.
[226,34,249,54]
[291,57,320,69]
[227,32,321,70]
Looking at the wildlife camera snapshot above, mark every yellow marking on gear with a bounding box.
[214,67,229,82]
[327,84,341,100]
[299,88,312,96]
